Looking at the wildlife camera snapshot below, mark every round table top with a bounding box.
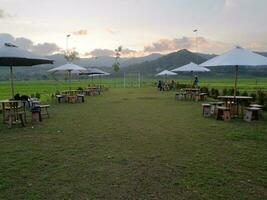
[0,100,21,103]
[218,96,252,100]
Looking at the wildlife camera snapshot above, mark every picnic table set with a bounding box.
[175,88,207,101]
[56,86,101,104]
[201,95,264,122]
[0,98,50,128]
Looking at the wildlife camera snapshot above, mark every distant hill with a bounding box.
[197,53,217,60]
[46,53,162,69]
[121,49,207,74]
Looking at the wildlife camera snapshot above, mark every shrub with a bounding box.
[14,93,20,100]
[222,88,228,96]
[250,93,257,101]
[257,90,266,105]
[35,93,41,99]
[241,91,248,96]
[227,88,235,95]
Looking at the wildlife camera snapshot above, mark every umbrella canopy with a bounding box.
[0,43,53,97]
[48,63,86,89]
[200,46,267,67]
[88,72,110,77]
[172,62,210,72]
[79,68,109,76]
[48,63,86,73]
[200,46,267,96]
[0,43,53,66]
[156,70,177,76]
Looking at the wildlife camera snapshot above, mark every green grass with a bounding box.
[0,78,267,100]
[0,88,267,199]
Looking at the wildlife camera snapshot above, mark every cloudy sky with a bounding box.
[0,0,267,57]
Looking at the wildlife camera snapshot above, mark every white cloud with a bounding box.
[144,36,230,54]
[73,29,88,36]
[0,33,61,55]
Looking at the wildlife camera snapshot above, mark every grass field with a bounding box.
[0,77,267,100]
[0,88,267,199]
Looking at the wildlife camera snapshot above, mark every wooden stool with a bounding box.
[216,106,231,121]
[40,105,50,118]
[68,96,77,103]
[199,93,207,101]
[210,102,224,115]
[202,104,211,117]
[244,107,262,122]
[175,92,186,100]
[56,95,65,103]
[77,94,85,103]
[31,106,42,122]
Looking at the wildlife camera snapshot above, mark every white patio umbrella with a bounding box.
[0,43,53,97]
[156,70,177,76]
[200,46,267,96]
[79,68,109,76]
[48,63,86,88]
[172,62,210,72]
[172,62,210,85]
[79,68,110,84]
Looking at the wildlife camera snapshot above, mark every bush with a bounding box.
[210,88,220,98]
[250,93,257,101]
[77,87,83,91]
[222,88,228,96]
[35,93,41,99]
[14,93,20,100]
[227,88,235,95]
[257,90,267,105]
[241,91,248,96]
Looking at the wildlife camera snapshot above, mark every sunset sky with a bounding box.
[0,0,267,57]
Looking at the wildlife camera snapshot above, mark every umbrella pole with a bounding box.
[69,70,71,90]
[10,66,15,98]
[234,65,238,97]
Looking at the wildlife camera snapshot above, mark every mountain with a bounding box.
[120,53,162,66]
[256,52,267,57]
[197,53,217,59]
[121,49,207,74]
[46,53,162,69]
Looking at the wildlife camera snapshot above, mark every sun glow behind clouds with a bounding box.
[0,0,267,56]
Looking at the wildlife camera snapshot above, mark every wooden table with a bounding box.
[62,90,78,96]
[85,87,100,96]
[0,100,27,126]
[218,96,252,116]
[183,88,200,100]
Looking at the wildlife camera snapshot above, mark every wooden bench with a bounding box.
[244,107,262,122]
[216,106,231,121]
[39,105,50,118]
[202,104,211,117]
[210,102,224,115]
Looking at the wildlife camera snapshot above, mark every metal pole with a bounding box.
[10,66,15,98]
